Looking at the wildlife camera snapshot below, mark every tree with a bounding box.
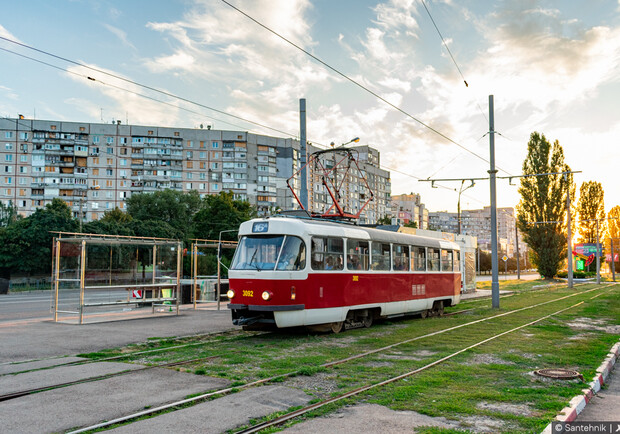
[516,132,574,279]
[403,220,418,229]
[377,215,392,225]
[605,205,620,268]
[0,202,17,227]
[576,181,605,243]
[126,190,201,241]
[193,192,256,241]
[0,198,78,277]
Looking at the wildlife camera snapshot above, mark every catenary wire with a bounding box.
[219,0,512,176]
[0,37,296,138]
[419,0,489,125]
[1,42,483,201]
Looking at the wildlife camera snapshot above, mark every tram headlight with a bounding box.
[227,289,235,299]
[261,290,273,301]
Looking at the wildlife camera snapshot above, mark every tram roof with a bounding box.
[238,216,459,250]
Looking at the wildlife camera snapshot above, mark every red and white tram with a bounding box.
[227,216,461,332]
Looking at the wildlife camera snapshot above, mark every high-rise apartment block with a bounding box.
[428,206,519,256]
[390,193,429,229]
[0,117,391,224]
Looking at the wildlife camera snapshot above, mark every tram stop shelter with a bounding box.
[51,232,182,324]
[190,238,238,311]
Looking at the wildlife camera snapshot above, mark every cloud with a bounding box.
[0,24,22,43]
[65,63,181,126]
[103,24,136,50]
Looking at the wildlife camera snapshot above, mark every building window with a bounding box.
[92,168,99,175]
[186,183,192,189]
[187,140,193,147]
[187,161,193,169]
[212,142,219,149]
[187,173,193,179]
[106,169,113,176]
[211,162,218,170]
[93,136,100,144]
[5,132,13,138]
[186,151,193,158]
[148,130,154,135]
[5,155,12,162]
[213,183,219,190]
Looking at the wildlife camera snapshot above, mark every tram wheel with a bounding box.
[330,321,345,333]
[420,309,428,319]
[432,301,444,317]
[362,316,373,328]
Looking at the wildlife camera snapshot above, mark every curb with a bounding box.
[541,340,620,433]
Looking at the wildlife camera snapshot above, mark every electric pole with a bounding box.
[489,95,500,308]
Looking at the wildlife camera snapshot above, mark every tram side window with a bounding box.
[454,250,461,272]
[441,249,453,272]
[371,242,391,271]
[347,239,369,270]
[311,237,344,270]
[427,248,440,271]
[392,244,409,271]
[412,246,426,271]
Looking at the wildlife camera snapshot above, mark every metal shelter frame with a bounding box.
[190,238,238,310]
[51,232,182,324]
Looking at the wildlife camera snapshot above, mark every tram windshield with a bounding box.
[231,235,306,271]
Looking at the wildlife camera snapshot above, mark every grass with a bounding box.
[76,280,619,433]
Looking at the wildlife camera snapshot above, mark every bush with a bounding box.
[556,271,597,279]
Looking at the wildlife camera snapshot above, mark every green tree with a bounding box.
[126,190,201,240]
[576,181,605,243]
[0,198,78,277]
[377,215,392,225]
[516,132,574,279]
[0,202,17,227]
[193,192,256,241]
[403,220,418,229]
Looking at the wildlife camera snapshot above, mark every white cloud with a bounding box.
[103,24,136,50]
[65,63,180,126]
[0,24,22,43]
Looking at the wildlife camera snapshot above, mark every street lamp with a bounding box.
[79,184,100,232]
[457,180,475,235]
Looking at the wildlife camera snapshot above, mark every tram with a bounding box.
[227,216,461,332]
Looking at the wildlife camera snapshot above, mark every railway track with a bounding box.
[63,283,616,433]
[0,328,259,378]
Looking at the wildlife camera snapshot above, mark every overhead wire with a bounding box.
[218,0,512,176]
[0,47,263,133]
[0,32,483,204]
[0,36,296,138]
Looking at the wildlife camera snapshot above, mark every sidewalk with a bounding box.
[0,304,236,363]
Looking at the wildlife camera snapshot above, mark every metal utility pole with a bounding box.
[596,219,601,285]
[612,238,616,282]
[299,99,308,210]
[565,173,573,288]
[516,225,520,279]
[488,95,500,308]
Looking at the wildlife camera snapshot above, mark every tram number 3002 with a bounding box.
[243,290,254,297]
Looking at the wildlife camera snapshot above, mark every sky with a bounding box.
[1,0,619,214]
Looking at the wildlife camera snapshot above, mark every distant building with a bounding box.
[429,206,521,257]
[0,117,391,224]
[390,193,429,229]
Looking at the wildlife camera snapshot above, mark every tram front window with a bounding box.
[231,235,284,270]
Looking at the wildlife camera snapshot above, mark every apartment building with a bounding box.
[390,193,429,229]
[428,206,520,256]
[0,117,390,224]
